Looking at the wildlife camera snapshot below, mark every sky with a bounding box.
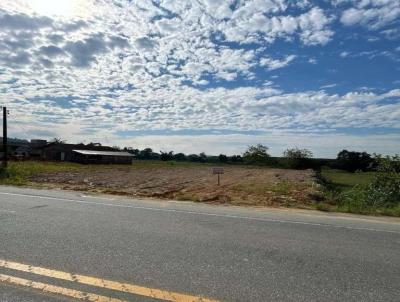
[0,0,399,158]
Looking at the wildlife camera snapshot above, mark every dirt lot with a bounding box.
[29,162,321,207]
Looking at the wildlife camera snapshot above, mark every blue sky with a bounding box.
[0,0,399,158]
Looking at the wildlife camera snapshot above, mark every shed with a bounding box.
[71,150,134,164]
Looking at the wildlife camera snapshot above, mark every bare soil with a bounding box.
[29,164,322,207]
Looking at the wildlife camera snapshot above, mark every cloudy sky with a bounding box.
[0,0,399,157]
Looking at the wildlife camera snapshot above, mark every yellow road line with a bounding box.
[0,259,219,302]
[0,273,128,302]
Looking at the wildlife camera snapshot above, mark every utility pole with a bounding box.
[2,107,7,168]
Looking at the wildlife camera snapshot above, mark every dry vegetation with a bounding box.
[17,160,321,208]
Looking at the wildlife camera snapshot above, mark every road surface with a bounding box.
[0,186,399,301]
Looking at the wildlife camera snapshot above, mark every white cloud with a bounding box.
[340,51,350,58]
[0,1,398,157]
[260,55,296,70]
[340,0,400,29]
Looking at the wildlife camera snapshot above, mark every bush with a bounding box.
[332,155,400,215]
[282,147,313,169]
[243,144,270,164]
[364,155,400,207]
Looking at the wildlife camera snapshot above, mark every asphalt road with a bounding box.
[0,186,399,302]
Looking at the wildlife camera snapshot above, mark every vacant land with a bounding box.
[0,160,319,208]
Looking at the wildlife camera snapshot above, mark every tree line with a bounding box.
[122,144,397,172]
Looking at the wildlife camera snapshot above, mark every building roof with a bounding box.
[73,150,134,157]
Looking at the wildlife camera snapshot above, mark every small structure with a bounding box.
[0,138,30,159]
[38,143,117,162]
[13,145,31,159]
[71,150,134,164]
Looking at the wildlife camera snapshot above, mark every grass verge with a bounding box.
[317,168,400,217]
[0,161,81,186]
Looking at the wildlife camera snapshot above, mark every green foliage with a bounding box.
[160,151,174,161]
[282,147,313,169]
[320,155,400,216]
[283,147,313,159]
[363,155,400,207]
[229,155,243,163]
[243,144,270,164]
[335,150,375,172]
[321,169,376,189]
[173,153,186,161]
[218,154,228,163]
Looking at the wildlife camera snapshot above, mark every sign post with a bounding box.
[212,167,224,186]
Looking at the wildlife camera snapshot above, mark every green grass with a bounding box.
[0,161,81,186]
[318,168,400,217]
[320,168,376,191]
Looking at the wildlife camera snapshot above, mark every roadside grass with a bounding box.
[320,169,376,190]
[175,192,201,202]
[318,168,400,217]
[0,161,81,186]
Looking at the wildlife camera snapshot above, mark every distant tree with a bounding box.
[243,144,270,163]
[229,155,243,163]
[335,150,374,172]
[199,152,207,163]
[124,148,140,156]
[160,151,174,161]
[50,138,65,144]
[283,148,313,159]
[283,147,313,169]
[188,154,200,162]
[218,154,228,163]
[139,148,153,160]
[173,153,186,161]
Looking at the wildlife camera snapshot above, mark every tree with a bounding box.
[50,138,65,144]
[243,144,270,163]
[218,154,228,163]
[229,155,243,163]
[283,147,313,159]
[335,150,374,172]
[283,147,313,169]
[199,152,207,163]
[173,153,186,161]
[188,154,200,162]
[139,148,153,160]
[160,151,174,161]
[124,148,139,156]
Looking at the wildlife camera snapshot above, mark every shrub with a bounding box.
[243,144,270,164]
[364,155,400,207]
[282,147,313,169]
[332,155,400,215]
